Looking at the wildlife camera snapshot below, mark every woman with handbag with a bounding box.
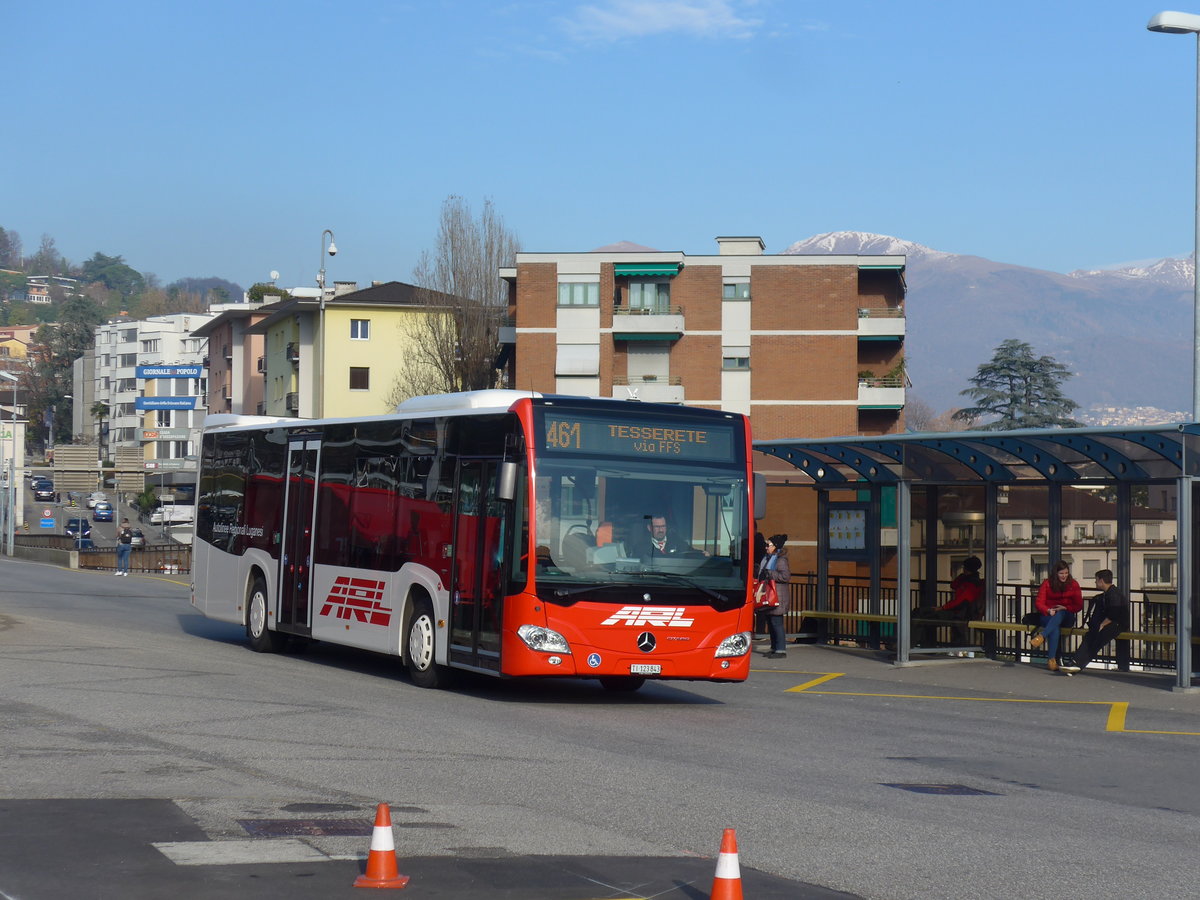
[756,534,791,659]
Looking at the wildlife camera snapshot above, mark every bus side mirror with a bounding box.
[497,461,518,501]
[753,473,766,519]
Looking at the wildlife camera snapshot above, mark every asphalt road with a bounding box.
[1,557,1199,899]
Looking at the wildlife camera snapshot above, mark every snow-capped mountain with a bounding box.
[783,232,1193,418]
[784,231,952,264]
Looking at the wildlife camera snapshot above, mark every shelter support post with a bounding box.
[894,479,911,665]
[1176,476,1195,692]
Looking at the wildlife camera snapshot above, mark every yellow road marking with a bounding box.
[785,672,1200,736]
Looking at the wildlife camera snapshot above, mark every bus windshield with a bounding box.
[531,456,750,606]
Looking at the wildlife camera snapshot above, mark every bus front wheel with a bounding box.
[246,577,284,653]
[406,599,449,688]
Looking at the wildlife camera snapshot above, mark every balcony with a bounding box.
[612,305,684,342]
[857,376,904,409]
[498,315,516,345]
[612,375,685,404]
[857,307,905,341]
[286,342,300,364]
[285,392,299,413]
[256,356,265,373]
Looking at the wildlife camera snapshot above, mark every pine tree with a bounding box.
[952,339,1080,430]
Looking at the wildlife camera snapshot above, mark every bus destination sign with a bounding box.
[540,412,734,461]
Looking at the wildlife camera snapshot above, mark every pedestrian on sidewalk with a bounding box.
[1061,570,1129,673]
[115,518,133,576]
[758,534,791,659]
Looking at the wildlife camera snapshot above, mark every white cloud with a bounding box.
[561,0,762,42]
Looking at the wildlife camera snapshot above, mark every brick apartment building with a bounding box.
[500,235,908,557]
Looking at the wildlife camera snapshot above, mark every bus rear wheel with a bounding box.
[406,599,450,688]
[599,676,646,692]
[246,577,284,653]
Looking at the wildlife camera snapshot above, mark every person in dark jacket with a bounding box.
[632,514,696,560]
[1061,570,1129,674]
[758,534,791,659]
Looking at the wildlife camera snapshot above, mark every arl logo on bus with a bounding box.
[319,576,391,626]
[600,606,695,627]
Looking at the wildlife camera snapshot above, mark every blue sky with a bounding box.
[8,0,1200,290]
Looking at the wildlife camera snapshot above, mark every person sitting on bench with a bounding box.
[1061,569,1128,674]
[915,556,983,647]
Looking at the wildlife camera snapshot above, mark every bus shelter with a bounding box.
[755,424,1200,690]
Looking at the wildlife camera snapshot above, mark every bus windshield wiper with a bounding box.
[552,581,635,598]
[626,571,730,604]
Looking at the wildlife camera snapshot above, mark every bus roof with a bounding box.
[202,390,743,435]
[396,389,542,415]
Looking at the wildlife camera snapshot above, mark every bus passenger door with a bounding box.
[279,438,319,636]
[449,460,505,672]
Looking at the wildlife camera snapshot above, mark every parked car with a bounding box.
[65,517,92,539]
[86,491,108,509]
[93,501,114,522]
[129,529,145,549]
[34,482,55,501]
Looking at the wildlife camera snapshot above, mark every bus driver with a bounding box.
[632,514,707,560]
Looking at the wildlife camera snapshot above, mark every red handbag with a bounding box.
[754,578,779,608]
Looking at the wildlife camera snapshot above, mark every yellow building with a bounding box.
[246,282,450,418]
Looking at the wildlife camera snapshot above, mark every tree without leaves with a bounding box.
[952,338,1080,430]
[905,396,962,433]
[25,234,69,276]
[0,227,22,269]
[26,292,106,447]
[388,196,519,404]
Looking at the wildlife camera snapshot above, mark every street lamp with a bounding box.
[0,372,14,553]
[1149,10,1200,420]
[317,229,337,419]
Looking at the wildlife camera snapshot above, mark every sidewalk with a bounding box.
[752,640,1198,709]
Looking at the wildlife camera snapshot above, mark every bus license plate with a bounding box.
[630,664,661,675]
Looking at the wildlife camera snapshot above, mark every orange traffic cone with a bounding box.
[709,827,743,900]
[353,803,410,889]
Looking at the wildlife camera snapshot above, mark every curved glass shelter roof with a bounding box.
[755,423,1200,688]
[755,423,1200,486]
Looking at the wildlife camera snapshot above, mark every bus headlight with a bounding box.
[517,624,571,654]
[714,631,751,658]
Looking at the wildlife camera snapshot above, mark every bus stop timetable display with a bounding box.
[540,413,734,460]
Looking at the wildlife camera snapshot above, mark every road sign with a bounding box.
[40,518,55,528]
[42,508,52,518]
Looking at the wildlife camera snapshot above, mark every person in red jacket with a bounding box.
[1030,559,1084,672]
[914,556,983,648]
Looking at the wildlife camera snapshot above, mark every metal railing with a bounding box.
[76,543,192,574]
[612,375,683,385]
[612,305,683,316]
[857,306,905,318]
[14,534,192,574]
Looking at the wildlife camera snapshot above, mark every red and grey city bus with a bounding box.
[192,390,758,690]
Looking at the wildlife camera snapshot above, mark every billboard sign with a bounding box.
[137,365,203,378]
